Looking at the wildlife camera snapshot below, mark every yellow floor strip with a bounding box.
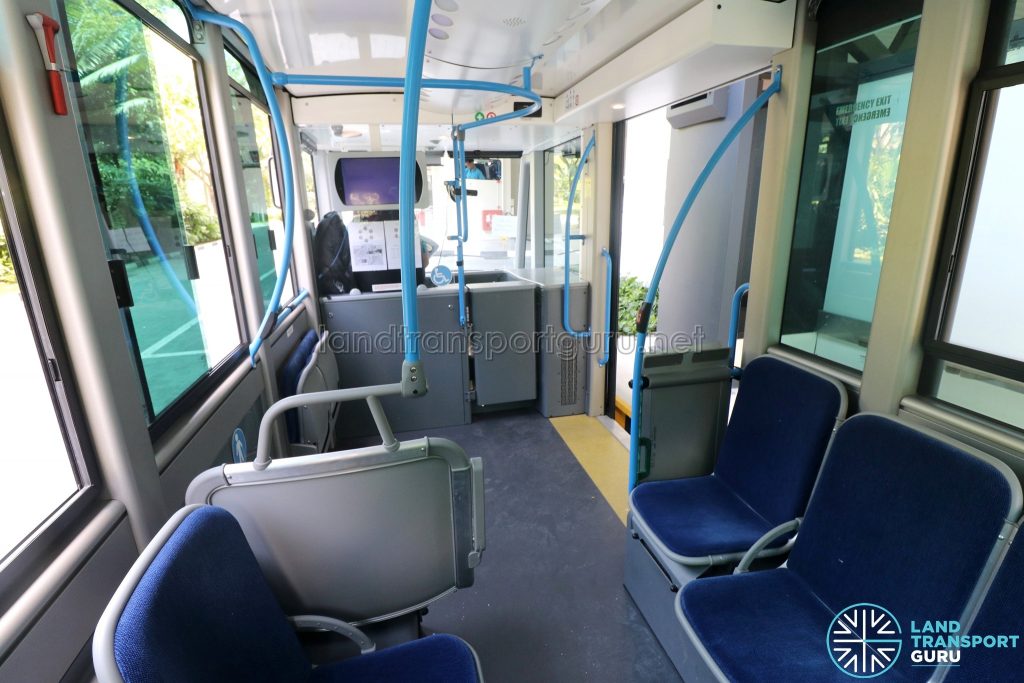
[550,415,629,525]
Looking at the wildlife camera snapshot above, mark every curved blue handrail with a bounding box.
[727,282,749,374]
[183,2,294,367]
[271,73,542,118]
[563,132,596,338]
[628,69,782,490]
[599,247,613,367]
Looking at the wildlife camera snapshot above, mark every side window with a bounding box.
[779,15,921,371]
[922,0,1024,429]
[302,149,320,224]
[0,171,86,563]
[66,0,243,423]
[229,86,294,307]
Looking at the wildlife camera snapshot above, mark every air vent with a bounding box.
[502,16,527,28]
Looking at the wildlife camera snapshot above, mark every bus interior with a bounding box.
[2,0,1024,681]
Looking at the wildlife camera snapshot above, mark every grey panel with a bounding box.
[2,516,135,683]
[469,281,537,406]
[534,280,589,417]
[186,437,483,625]
[638,348,732,482]
[322,289,470,437]
[158,368,264,507]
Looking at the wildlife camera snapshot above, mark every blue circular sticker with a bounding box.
[431,265,453,285]
[231,428,248,464]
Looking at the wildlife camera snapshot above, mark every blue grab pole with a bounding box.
[451,133,468,327]
[183,2,295,366]
[563,132,596,338]
[599,248,613,367]
[728,282,749,373]
[399,0,432,368]
[628,69,782,490]
[445,65,539,327]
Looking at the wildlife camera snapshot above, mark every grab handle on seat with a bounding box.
[733,518,801,574]
[255,384,403,469]
[288,616,375,654]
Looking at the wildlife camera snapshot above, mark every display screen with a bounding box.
[334,156,422,208]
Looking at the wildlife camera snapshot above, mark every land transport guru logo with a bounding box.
[827,603,1021,678]
[828,604,901,677]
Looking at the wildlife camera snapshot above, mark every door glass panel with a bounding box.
[544,139,583,273]
[780,17,921,370]
[67,0,242,418]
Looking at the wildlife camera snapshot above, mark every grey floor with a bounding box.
[398,410,681,683]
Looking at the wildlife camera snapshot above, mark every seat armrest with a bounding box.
[287,615,375,654]
[733,518,801,574]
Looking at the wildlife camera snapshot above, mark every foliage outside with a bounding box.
[618,275,658,336]
[0,232,14,286]
[67,0,222,249]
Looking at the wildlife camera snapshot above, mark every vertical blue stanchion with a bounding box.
[398,0,432,396]
[563,132,596,338]
[628,69,782,490]
[451,131,468,327]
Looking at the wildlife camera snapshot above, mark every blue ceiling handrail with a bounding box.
[183,1,294,367]
[628,68,782,490]
[183,2,542,375]
[563,132,596,338]
[271,73,542,116]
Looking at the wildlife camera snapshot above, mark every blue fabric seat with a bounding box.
[311,634,479,682]
[280,329,321,443]
[678,414,1019,682]
[631,355,845,561]
[97,506,480,683]
[945,531,1024,681]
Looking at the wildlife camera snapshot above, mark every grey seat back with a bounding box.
[185,436,485,625]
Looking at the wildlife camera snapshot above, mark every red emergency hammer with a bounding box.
[26,13,67,116]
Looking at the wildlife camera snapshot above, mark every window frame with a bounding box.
[919,77,1024,384]
[920,29,1024,398]
[61,0,252,439]
[0,107,102,602]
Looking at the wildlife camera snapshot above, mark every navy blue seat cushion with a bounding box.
[680,569,894,683]
[788,415,1014,624]
[945,538,1024,681]
[280,329,320,443]
[714,356,843,527]
[631,476,787,557]
[310,634,479,683]
[114,506,310,683]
